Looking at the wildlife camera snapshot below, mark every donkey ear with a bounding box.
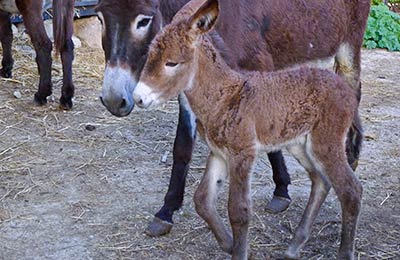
[188,0,219,34]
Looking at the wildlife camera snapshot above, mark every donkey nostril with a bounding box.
[137,98,143,106]
[120,98,127,109]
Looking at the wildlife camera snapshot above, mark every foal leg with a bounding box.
[266,151,291,214]
[16,0,53,105]
[313,150,362,258]
[194,153,232,253]
[146,96,196,236]
[0,11,13,78]
[228,154,255,259]
[284,141,331,259]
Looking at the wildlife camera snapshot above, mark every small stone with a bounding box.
[85,124,96,131]
[13,91,22,99]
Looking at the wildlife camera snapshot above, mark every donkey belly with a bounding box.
[0,0,18,14]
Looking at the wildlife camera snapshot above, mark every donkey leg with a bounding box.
[59,38,75,110]
[228,154,255,260]
[194,153,232,253]
[266,151,291,214]
[146,97,196,236]
[0,11,13,78]
[54,0,75,110]
[284,142,331,259]
[17,0,53,105]
[335,44,363,170]
[311,128,362,259]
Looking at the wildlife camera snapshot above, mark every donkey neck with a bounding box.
[183,36,246,125]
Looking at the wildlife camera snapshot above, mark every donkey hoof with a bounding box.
[59,96,73,110]
[34,93,48,106]
[0,68,12,78]
[266,195,291,214]
[145,216,173,237]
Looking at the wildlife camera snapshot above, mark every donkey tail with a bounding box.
[53,0,75,54]
[346,106,363,171]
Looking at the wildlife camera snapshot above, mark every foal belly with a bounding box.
[0,0,19,14]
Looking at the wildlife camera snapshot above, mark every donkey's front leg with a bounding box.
[194,153,232,253]
[228,154,255,260]
[146,95,196,237]
[0,10,13,79]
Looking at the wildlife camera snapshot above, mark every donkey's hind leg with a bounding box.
[0,10,13,78]
[194,152,232,253]
[16,0,53,105]
[335,44,363,170]
[284,139,331,259]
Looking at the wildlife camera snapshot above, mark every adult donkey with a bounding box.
[96,0,370,237]
[0,0,75,109]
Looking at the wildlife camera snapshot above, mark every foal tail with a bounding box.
[346,108,363,171]
[53,0,75,53]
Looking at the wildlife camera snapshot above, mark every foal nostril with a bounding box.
[136,98,144,106]
[120,98,127,109]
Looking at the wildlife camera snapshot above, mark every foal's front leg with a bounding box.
[17,0,53,105]
[0,10,13,78]
[228,153,255,260]
[146,96,196,236]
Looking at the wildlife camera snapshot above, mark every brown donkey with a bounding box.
[0,0,75,109]
[133,0,363,259]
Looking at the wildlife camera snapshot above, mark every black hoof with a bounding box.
[266,195,291,214]
[0,68,12,78]
[145,216,173,237]
[34,92,48,106]
[59,96,73,110]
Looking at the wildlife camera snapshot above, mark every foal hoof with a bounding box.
[145,216,173,237]
[59,96,73,110]
[283,250,300,260]
[266,196,291,214]
[350,159,358,171]
[34,93,48,106]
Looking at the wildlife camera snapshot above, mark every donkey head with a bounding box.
[133,0,219,108]
[95,0,162,116]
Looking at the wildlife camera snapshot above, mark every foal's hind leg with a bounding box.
[16,0,53,105]
[311,132,362,259]
[335,44,363,170]
[194,152,233,253]
[0,11,13,78]
[284,141,331,259]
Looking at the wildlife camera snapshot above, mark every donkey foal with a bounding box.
[133,0,363,259]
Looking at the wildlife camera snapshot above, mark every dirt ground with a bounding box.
[0,41,399,260]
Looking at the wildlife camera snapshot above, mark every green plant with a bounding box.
[364,4,400,51]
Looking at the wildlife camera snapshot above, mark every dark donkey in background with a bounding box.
[96,0,370,237]
[0,0,75,109]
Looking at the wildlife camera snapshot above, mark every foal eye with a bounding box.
[137,18,152,29]
[165,62,179,67]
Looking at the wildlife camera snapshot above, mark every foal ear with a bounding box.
[188,0,219,34]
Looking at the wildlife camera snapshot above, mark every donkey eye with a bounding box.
[137,18,152,29]
[165,62,179,67]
